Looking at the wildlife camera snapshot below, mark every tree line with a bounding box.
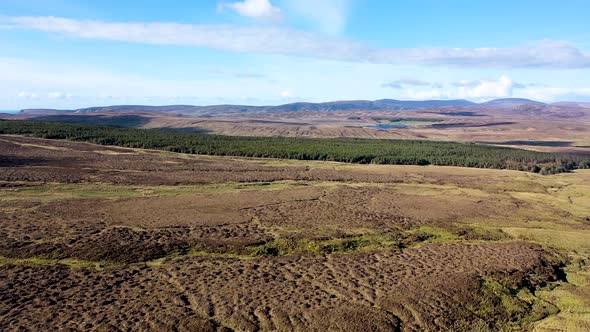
[1,120,588,174]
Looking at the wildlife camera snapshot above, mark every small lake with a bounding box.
[366,124,408,130]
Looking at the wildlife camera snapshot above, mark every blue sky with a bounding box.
[1,0,590,109]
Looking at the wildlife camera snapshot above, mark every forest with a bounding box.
[1,119,588,174]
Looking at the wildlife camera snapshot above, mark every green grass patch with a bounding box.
[412,226,461,242]
[534,253,590,331]
[452,225,509,241]
[251,233,405,257]
[0,181,323,203]
[461,277,560,331]
[250,226,510,258]
[0,256,113,269]
[0,183,142,202]
[502,228,590,252]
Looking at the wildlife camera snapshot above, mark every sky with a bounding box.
[1,0,590,109]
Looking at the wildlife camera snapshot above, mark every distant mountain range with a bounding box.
[480,98,546,108]
[19,98,549,115]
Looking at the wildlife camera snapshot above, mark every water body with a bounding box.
[0,110,19,114]
[366,124,408,130]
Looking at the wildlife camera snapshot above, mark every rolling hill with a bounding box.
[19,99,480,115]
[480,98,546,108]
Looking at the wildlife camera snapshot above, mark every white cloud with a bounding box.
[284,0,351,35]
[384,76,517,100]
[371,40,590,69]
[382,78,432,89]
[0,57,285,108]
[513,82,545,89]
[3,56,590,109]
[47,92,73,99]
[452,80,481,88]
[219,0,281,22]
[5,16,590,69]
[391,76,590,102]
[234,73,266,78]
[456,76,514,99]
[17,91,39,99]
[518,86,590,102]
[280,90,295,98]
[395,76,515,101]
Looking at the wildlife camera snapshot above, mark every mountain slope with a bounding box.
[481,98,546,108]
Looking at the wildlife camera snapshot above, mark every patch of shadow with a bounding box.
[367,124,408,130]
[431,122,516,128]
[424,111,485,117]
[245,120,310,125]
[30,115,151,128]
[0,157,49,167]
[569,151,590,157]
[159,127,213,134]
[488,141,574,147]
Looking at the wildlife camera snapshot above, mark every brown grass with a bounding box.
[1,135,589,331]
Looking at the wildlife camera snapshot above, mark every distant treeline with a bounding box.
[1,120,588,174]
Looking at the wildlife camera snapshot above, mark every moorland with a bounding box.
[4,98,590,155]
[0,120,589,330]
[1,120,589,175]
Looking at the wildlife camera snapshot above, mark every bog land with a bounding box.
[0,131,589,331]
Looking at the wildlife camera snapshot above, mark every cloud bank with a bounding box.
[5,16,590,69]
[385,76,520,101]
[382,78,433,89]
[218,0,282,22]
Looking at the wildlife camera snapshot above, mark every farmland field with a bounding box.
[1,134,589,331]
